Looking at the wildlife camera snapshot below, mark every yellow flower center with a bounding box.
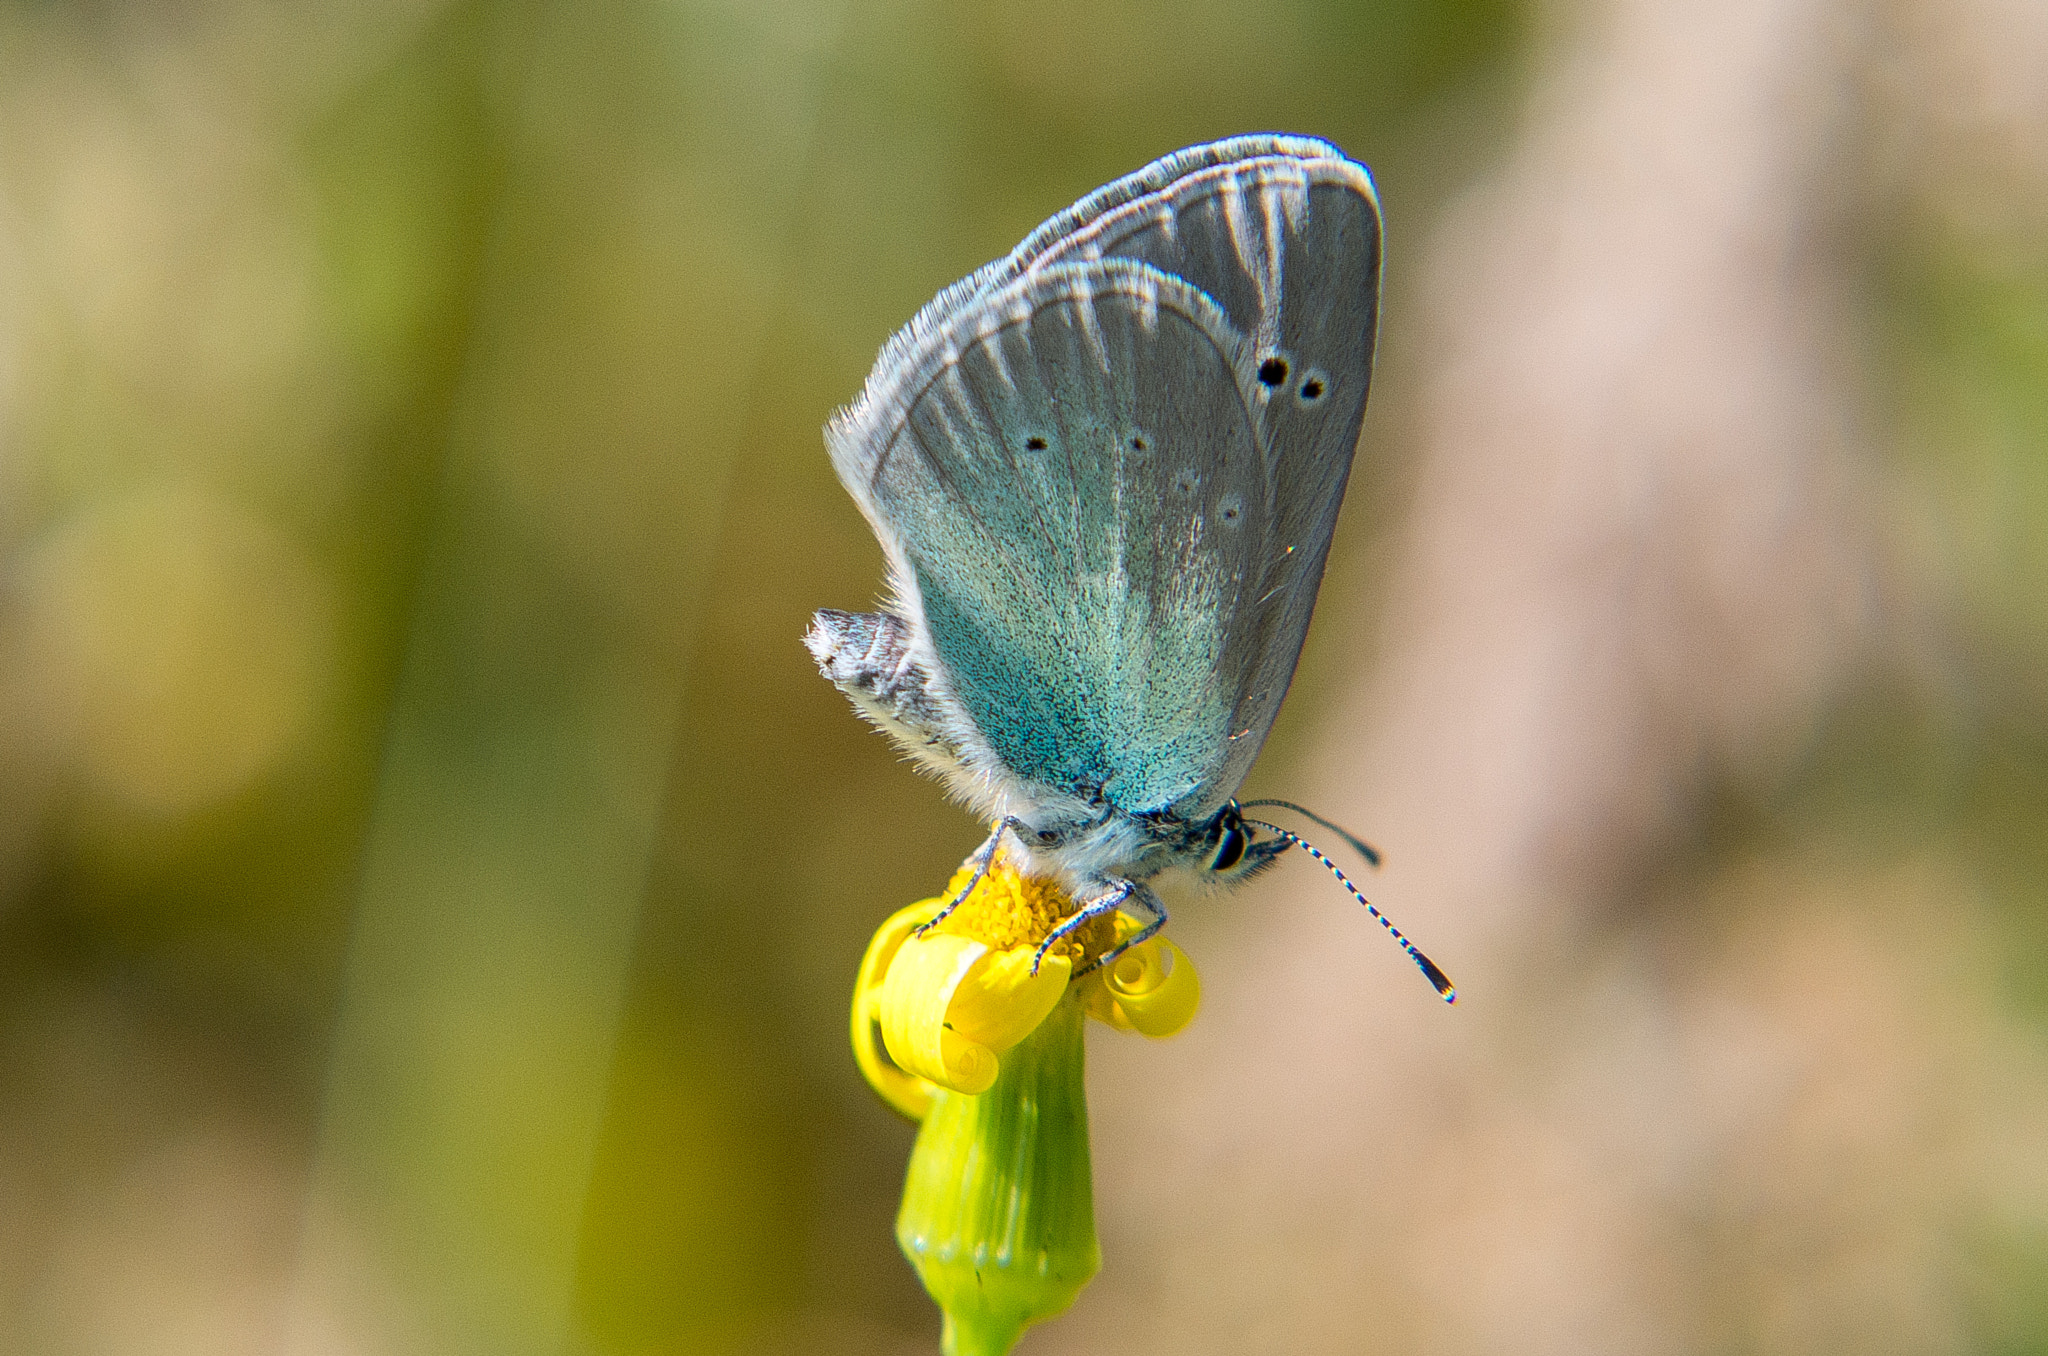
[927,849,1116,961]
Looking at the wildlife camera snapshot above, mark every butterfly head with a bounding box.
[1199,802,1291,881]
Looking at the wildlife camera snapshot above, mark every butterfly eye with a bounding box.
[1257,356,1289,388]
[1209,823,1246,871]
[1296,368,1329,403]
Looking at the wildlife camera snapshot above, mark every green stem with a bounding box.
[897,991,1099,1356]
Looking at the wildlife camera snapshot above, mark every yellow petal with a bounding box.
[879,929,1073,1097]
[851,899,942,1121]
[948,943,1072,1051]
[881,932,1000,1094]
[1086,936,1201,1038]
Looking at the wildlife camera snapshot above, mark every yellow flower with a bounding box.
[851,850,1202,1113]
[849,845,1203,1355]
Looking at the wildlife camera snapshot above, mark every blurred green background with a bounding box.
[0,0,2042,1353]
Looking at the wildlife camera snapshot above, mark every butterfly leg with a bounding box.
[1076,880,1167,977]
[914,816,1027,937]
[1031,877,1167,977]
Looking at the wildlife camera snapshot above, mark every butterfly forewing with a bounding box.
[1008,151,1383,804]
[853,260,1269,817]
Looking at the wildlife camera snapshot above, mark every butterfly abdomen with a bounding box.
[808,609,964,764]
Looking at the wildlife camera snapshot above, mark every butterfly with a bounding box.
[809,135,1451,1000]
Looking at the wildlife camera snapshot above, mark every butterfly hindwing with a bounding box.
[833,259,1268,817]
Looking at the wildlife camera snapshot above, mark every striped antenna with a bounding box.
[1238,798,1382,867]
[1245,818,1455,1003]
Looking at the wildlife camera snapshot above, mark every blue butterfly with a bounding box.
[810,135,1451,1000]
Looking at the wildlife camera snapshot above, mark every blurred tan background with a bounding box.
[0,0,2042,1353]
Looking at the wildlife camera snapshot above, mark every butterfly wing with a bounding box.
[866,137,1373,420]
[1010,139,1384,806]
[829,138,1381,822]
[828,259,1268,817]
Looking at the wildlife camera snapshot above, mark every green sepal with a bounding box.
[896,990,1100,1356]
